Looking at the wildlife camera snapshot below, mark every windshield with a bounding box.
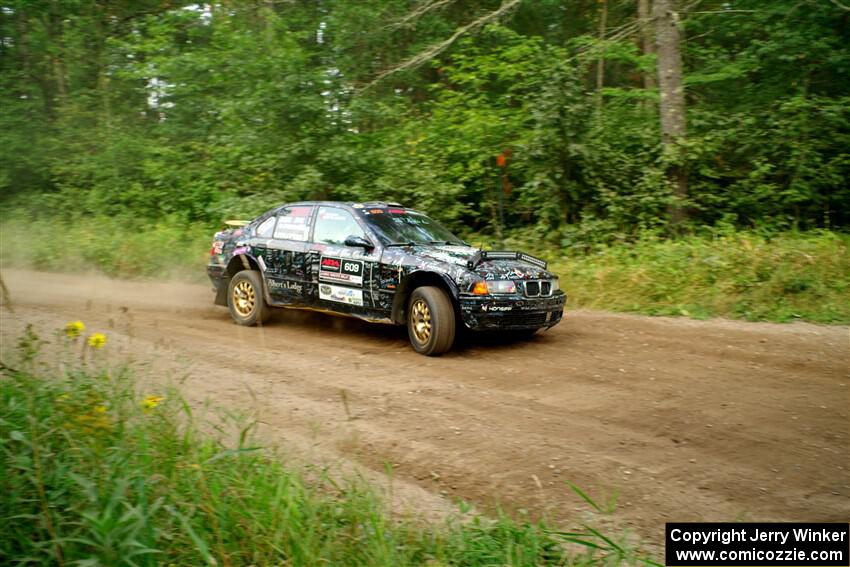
[359,208,464,246]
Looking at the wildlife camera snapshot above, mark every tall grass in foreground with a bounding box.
[0,324,652,566]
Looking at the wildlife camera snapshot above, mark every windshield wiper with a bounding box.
[428,240,462,245]
[385,242,418,247]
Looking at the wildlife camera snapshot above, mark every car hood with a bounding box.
[399,244,558,281]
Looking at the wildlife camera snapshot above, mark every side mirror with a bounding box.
[344,235,374,250]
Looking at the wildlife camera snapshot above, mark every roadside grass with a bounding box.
[0,214,212,282]
[2,213,847,323]
[0,324,652,566]
[487,229,850,325]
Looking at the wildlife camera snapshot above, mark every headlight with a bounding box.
[489,280,518,294]
[551,279,559,292]
[471,280,517,295]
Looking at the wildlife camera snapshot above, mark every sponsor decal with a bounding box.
[319,283,363,306]
[352,203,364,209]
[257,255,266,271]
[279,215,307,225]
[482,304,513,312]
[387,208,406,214]
[268,280,303,294]
[318,210,347,221]
[512,268,525,278]
[212,241,224,255]
[319,256,363,286]
[274,224,309,240]
[232,246,249,255]
[289,206,312,217]
[369,208,384,214]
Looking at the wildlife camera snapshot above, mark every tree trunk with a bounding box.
[637,0,656,92]
[653,0,688,225]
[49,0,67,104]
[595,0,608,112]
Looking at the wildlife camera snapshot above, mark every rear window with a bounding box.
[255,216,275,237]
[273,206,313,241]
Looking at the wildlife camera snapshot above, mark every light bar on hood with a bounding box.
[466,250,548,270]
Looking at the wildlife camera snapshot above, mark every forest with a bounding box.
[1,0,848,321]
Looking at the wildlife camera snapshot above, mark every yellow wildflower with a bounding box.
[65,320,85,338]
[87,332,107,349]
[72,411,112,434]
[142,395,164,413]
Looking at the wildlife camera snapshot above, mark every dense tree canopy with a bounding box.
[1,0,848,240]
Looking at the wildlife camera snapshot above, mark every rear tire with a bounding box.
[407,286,455,356]
[227,270,271,326]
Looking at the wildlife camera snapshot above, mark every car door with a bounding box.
[262,205,315,304]
[308,205,383,316]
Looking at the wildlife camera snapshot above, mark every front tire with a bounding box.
[407,286,455,356]
[227,270,271,326]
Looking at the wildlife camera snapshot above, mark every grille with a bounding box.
[523,280,554,298]
[500,312,549,327]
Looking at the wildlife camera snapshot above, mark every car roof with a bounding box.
[279,200,405,209]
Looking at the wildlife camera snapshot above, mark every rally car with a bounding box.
[207,201,565,355]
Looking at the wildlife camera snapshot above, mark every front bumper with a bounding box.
[458,292,566,331]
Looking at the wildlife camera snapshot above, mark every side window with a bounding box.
[255,216,275,238]
[313,207,366,246]
[273,206,313,241]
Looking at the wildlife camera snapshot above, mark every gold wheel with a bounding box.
[407,287,455,355]
[232,279,256,317]
[410,298,432,343]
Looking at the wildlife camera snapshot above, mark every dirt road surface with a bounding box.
[1,269,848,552]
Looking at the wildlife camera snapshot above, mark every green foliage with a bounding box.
[1,0,848,233]
[0,327,651,566]
[686,95,850,228]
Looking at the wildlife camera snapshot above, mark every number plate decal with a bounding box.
[319,256,363,287]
